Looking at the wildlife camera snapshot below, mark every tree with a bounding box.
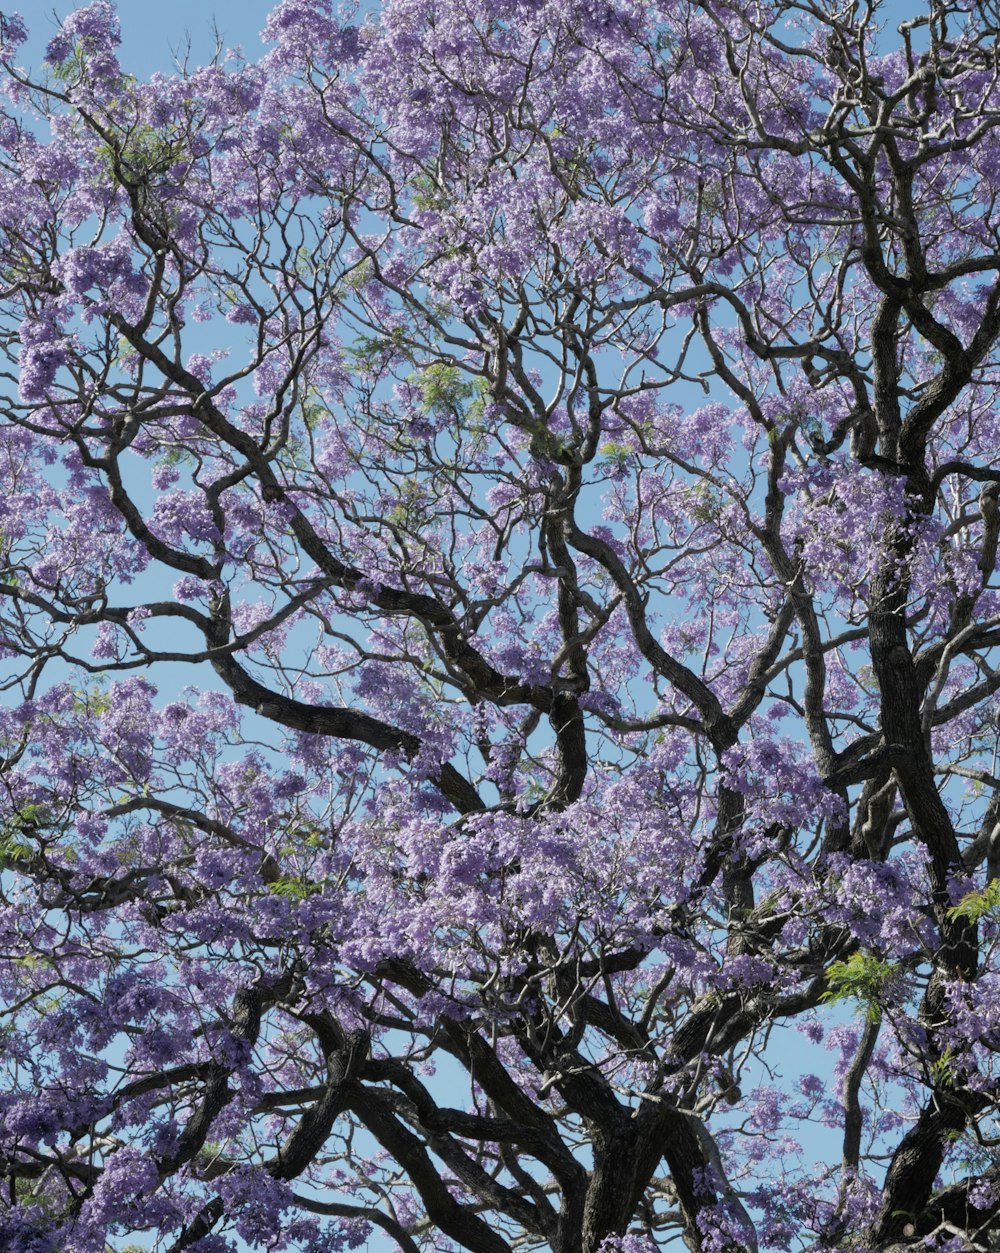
[0,0,999,1248]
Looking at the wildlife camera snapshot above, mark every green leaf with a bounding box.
[269,875,321,901]
[821,952,902,1022]
[412,363,477,415]
[949,879,1000,923]
[0,834,35,870]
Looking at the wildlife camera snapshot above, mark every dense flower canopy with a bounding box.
[1,0,1000,1250]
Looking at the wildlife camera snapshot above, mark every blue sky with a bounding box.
[19,0,284,74]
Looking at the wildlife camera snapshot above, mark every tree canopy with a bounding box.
[1,0,1000,1250]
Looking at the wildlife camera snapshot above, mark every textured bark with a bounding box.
[870,1091,972,1244]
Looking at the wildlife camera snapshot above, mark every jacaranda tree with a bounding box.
[1,0,999,1248]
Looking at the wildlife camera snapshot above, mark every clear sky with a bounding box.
[17,0,286,76]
